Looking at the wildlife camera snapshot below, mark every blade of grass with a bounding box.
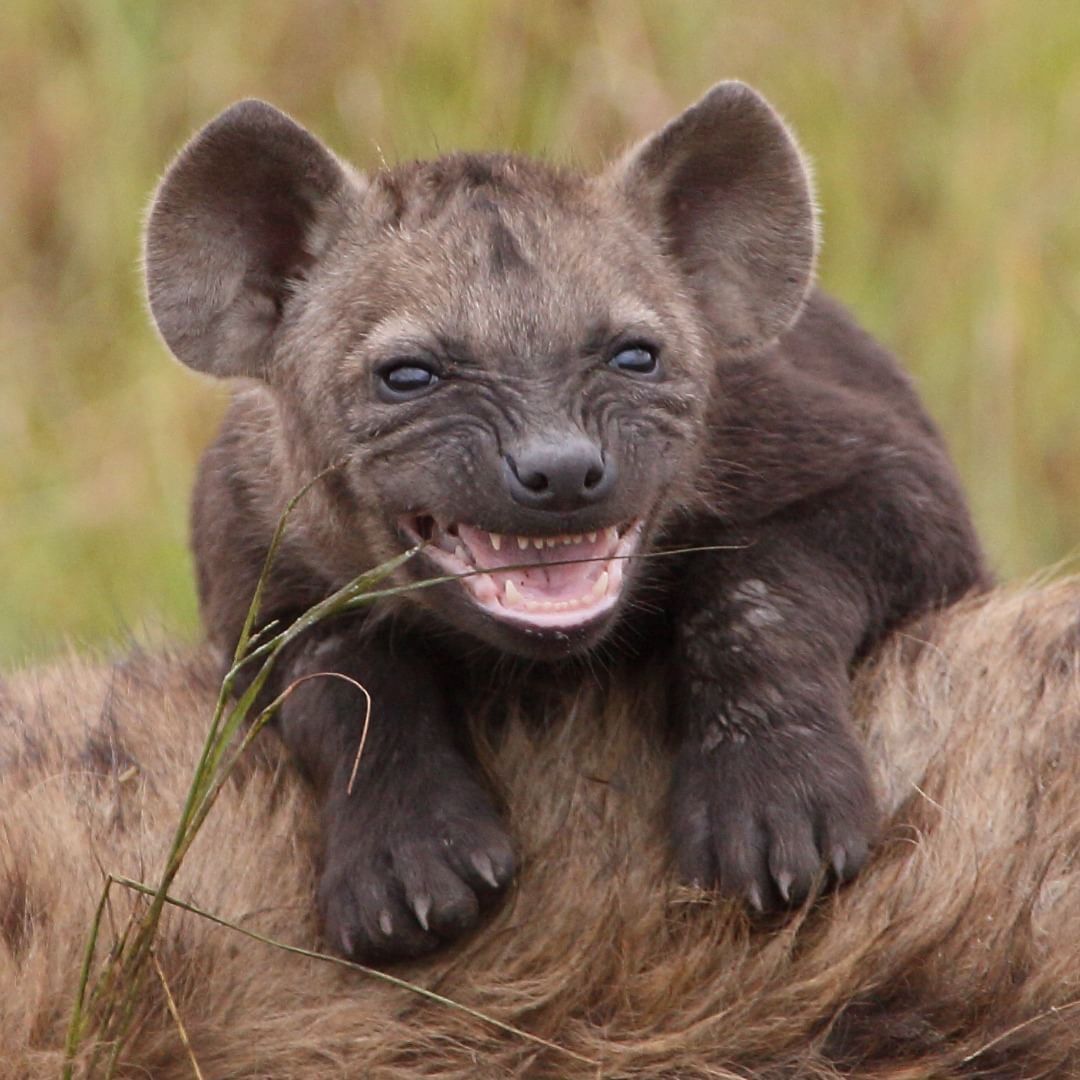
[61,874,114,1079]
[93,549,425,1077]
[231,464,345,667]
[68,481,735,1073]
[337,540,748,614]
[152,950,206,1080]
[66,472,419,1074]
[112,875,598,1068]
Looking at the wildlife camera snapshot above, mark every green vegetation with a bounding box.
[62,508,590,1074]
[2,0,1077,666]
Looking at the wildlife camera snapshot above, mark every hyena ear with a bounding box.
[144,100,356,378]
[613,81,817,354]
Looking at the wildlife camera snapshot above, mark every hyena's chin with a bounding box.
[399,514,645,633]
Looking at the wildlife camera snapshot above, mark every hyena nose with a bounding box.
[504,436,615,512]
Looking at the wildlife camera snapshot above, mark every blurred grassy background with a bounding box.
[1,0,1077,667]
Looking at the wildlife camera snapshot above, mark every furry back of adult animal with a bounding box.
[1,581,1078,1075]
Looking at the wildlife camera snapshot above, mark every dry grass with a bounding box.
[54,490,711,1074]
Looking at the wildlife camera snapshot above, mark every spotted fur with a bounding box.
[2,581,1078,1075]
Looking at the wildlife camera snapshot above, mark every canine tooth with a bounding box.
[610,560,624,590]
[504,580,523,606]
[591,570,609,600]
[588,531,598,543]
[517,536,529,550]
[605,526,618,544]
[490,532,502,551]
[470,572,497,603]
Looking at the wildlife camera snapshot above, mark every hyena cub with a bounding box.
[145,83,985,960]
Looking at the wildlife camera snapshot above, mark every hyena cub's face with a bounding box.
[145,85,816,656]
[297,161,709,654]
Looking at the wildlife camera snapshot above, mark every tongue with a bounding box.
[457,524,611,602]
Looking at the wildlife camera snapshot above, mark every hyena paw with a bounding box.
[670,723,876,911]
[318,798,516,962]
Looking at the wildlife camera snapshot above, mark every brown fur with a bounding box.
[142,88,988,956]
[3,579,1078,1077]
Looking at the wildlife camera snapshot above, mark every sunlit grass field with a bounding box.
[1,0,1077,667]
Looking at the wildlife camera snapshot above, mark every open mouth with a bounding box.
[399,515,644,630]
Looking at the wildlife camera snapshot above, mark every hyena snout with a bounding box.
[502,434,615,513]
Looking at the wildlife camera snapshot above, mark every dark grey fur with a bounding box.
[144,84,986,960]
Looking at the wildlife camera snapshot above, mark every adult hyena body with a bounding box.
[144,84,985,959]
[4,584,1079,1077]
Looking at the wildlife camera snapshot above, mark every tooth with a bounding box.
[572,534,582,543]
[490,533,502,551]
[455,545,469,564]
[533,537,544,550]
[610,560,624,590]
[588,532,597,543]
[546,537,558,548]
[517,536,529,550]
[591,570,609,600]
[469,572,497,603]
[605,526,618,544]
[505,580,523,606]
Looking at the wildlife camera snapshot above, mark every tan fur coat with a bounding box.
[2,580,1078,1077]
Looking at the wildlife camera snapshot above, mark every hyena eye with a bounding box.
[376,361,440,401]
[609,343,660,377]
